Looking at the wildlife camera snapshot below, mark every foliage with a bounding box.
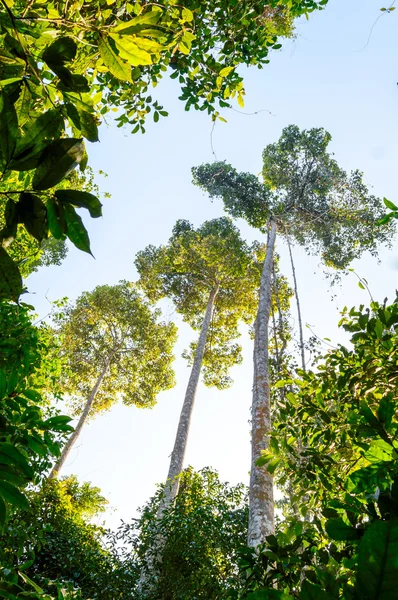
[192,125,395,271]
[0,302,78,599]
[0,476,136,600]
[56,281,177,415]
[0,0,328,300]
[124,467,248,599]
[236,297,398,598]
[135,217,268,389]
[0,166,102,279]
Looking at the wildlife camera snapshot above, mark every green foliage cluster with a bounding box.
[0,302,78,599]
[128,467,248,599]
[236,298,398,599]
[0,0,325,300]
[0,475,137,600]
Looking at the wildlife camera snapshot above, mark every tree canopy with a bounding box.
[135,217,267,389]
[193,125,395,270]
[57,281,177,415]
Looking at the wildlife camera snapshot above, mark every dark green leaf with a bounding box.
[0,495,6,533]
[42,37,77,66]
[325,518,361,541]
[300,580,333,600]
[378,396,394,428]
[0,248,22,301]
[0,466,27,487]
[32,138,85,190]
[63,203,92,254]
[0,90,18,167]
[46,198,67,240]
[78,110,99,142]
[55,190,102,218]
[0,481,29,511]
[356,520,398,599]
[0,443,33,478]
[10,109,64,171]
[246,591,294,599]
[0,371,6,400]
[17,192,48,242]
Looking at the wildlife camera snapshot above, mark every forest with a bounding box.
[0,0,397,598]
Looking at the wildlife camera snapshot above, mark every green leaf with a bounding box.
[17,193,48,242]
[0,466,27,487]
[14,80,31,126]
[0,443,33,478]
[324,518,361,541]
[356,520,398,599]
[0,581,22,599]
[246,591,294,599]
[54,190,102,218]
[377,214,392,226]
[78,110,99,143]
[113,8,162,32]
[26,436,48,457]
[364,439,396,463]
[182,7,194,21]
[46,197,67,240]
[378,396,394,428]
[0,481,29,511]
[32,138,85,190]
[219,66,234,77]
[10,109,64,171]
[109,34,153,66]
[43,415,73,430]
[0,495,6,533]
[0,90,18,167]
[0,248,22,301]
[18,572,43,594]
[42,36,77,66]
[0,371,6,400]
[383,198,398,211]
[63,204,92,254]
[300,580,333,600]
[99,35,132,82]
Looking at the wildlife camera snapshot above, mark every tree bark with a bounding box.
[48,358,111,479]
[248,220,277,548]
[161,283,219,510]
[287,238,306,372]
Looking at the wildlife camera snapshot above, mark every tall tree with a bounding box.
[49,281,177,478]
[0,0,328,300]
[135,218,266,510]
[192,124,395,547]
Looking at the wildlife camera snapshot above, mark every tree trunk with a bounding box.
[48,358,110,479]
[137,284,219,595]
[248,220,277,548]
[287,238,306,372]
[161,283,219,510]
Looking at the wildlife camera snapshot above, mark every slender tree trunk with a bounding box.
[248,220,277,548]
[48,358,110,479]
[161,283,219,510]
[287,238,306,372]
[137,285,219,595]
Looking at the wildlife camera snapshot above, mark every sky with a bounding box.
[27,0,398,528]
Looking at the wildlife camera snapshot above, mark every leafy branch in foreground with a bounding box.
[0,0,328,300]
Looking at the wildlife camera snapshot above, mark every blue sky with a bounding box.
[28,0,398,527]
